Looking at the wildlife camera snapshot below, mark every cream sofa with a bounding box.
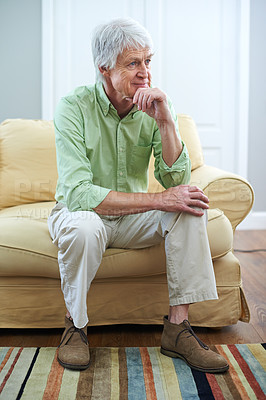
[0,116,254,328]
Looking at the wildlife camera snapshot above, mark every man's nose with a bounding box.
[137,62,148,78]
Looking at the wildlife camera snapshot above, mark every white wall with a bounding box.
[0,0,42,121]
[237,0,266,229]
[248,0,266,212]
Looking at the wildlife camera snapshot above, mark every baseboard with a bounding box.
[237,211,266,230]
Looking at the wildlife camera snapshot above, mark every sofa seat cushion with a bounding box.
[0,202,166,280]
[207,208,233,259]
[0,202,233,280]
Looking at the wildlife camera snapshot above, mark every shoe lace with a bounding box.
[175,320,209,350]
[58,326,88,348]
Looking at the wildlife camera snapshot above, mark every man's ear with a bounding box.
[99,66,110,77]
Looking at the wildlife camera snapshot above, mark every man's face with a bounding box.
[107,47,153,100]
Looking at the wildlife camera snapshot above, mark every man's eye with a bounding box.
[129,62,136,67]
[145,59,151,65]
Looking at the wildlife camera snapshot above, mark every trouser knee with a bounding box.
[58,217,108,255]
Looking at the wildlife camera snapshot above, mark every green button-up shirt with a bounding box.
[54,83,191,211]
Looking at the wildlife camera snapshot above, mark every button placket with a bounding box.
[116,122,125,190]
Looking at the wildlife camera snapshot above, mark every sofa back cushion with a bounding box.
[0,114,204,208]
[177,114,204,170]
[0,119,57,209]
[148,114,204,192]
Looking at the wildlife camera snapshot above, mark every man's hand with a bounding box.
[132,87,183,167]
[132,87,171,123]
[159,185,209,217]
[94,186,209,217]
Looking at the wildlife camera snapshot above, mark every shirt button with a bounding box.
[120,172,123,176]
[119,147,123,152]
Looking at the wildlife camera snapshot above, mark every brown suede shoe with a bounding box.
[58,316,90,370]
[161,316,229,373]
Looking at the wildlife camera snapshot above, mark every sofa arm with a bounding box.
[190,165,254,230]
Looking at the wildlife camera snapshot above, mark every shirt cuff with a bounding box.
[158,140,190,172]
[78,185,111,211]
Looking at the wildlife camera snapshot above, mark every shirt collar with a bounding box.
[95,82,139,118]
[95,82,111,116]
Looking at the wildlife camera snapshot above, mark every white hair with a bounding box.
[91,18,153,83]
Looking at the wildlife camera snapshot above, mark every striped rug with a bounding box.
[0,344,265,399]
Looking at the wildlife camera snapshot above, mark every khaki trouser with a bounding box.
[48,203,218,328]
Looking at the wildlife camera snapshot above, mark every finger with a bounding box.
[147,94,153,109]
[181,205,205,217]
[142,91,154,111]
[140,93,148,112]
[188,199,209,209]
[134,90,144,110]
[140,92,152,112]
[189,191,209,203]
[188,186,204,193]
[125,97,134,103]
[133,88,142,104]
[135,91,142,109]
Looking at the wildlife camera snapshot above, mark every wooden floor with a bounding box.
[0,230,265,348]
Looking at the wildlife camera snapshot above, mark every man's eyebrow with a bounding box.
[144,53,154,60]
[125,53,153,63]
[125,53,154,63]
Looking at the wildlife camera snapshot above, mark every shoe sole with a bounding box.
[58,356,90,370]
[160,347,229,374]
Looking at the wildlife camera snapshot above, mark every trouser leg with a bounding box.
[162,210,218,306]
[48,204,109,328]
[110,209,218,306]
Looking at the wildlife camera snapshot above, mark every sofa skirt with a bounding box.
[0,251,249,329]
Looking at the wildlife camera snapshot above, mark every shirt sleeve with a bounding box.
[152,98,191,189]
[54,97,111,211]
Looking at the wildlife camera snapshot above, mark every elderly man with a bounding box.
[48,18,228,373]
